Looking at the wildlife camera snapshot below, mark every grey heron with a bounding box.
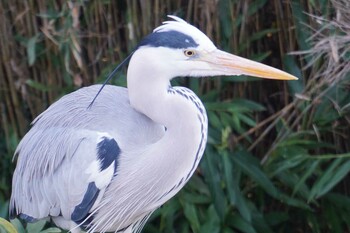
[10,16,297,233]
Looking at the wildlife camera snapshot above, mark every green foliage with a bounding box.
[0,218,61,233]
[1,0,350,233]
[0,218,17,233]
[8,219,60,233]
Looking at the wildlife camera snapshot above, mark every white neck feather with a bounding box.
[126,48,208,200]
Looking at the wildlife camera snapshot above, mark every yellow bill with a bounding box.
[203,49,298,80]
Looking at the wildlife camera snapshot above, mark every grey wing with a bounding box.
[10,85,165,226]
[11,128,117,222]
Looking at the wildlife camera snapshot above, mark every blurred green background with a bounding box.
[1,0,350,233]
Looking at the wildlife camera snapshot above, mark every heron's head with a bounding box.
[130,15,297,81]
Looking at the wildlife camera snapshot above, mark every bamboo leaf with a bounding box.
[39,228,61,233]
[200,206,220,233]
[158,199,180,232]
[208,111,223,130]
[276,172,312,206]
[316,160,350,198]
[9,220,24,233]
[326,193,350,210]
[309,158,343,201]
[26,80,51,92]
[219,0,233,39]
[232,151,278,197]
[202,147,227,219]
[183,203,200,233]
[236,113,257,127]
[270,154,307,177]
[265,212,289,226]
[0,218,17,233]
[229,214,257,233]
[0,202,9,219]
[293,160,320,196]
[27,35,39,66]
[290,0,312,52]
[26,220,46,233]
[283,55,303,94]
[222,151,252,222]
[251,211,274,233]
[222,151,235,205]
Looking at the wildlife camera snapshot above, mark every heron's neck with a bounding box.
[126,49,208,153]
[128,63,208,179]
[128,75,200,130]
[127,50,201,129]
[126,51,208,201]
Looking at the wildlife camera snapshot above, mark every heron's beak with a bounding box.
[204,49,298,80]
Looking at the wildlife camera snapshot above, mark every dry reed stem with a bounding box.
[258,0,350,163]
[0,0,309,159]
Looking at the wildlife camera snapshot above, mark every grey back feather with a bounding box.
[11,85,165,225]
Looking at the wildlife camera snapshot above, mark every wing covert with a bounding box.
[72,136,121,226]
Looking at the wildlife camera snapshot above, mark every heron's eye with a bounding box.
[184,50,196,57]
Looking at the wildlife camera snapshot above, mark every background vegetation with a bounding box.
[1,0,350,232]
